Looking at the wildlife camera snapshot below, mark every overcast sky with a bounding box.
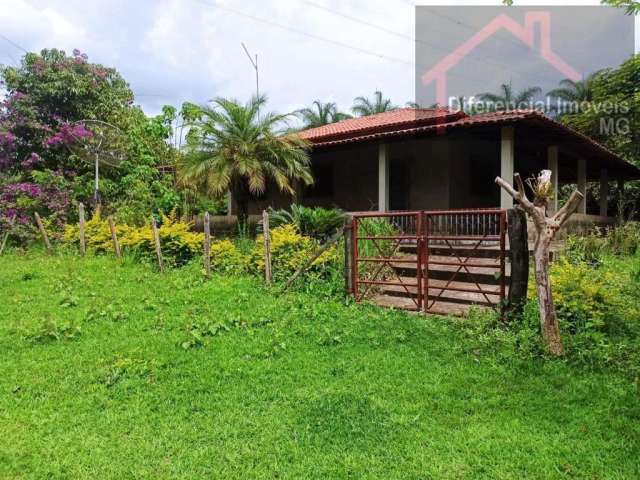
[0,0,637,118]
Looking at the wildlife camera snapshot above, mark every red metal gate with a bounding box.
[351,209,507,315]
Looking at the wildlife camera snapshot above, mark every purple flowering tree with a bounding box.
[0,48,134,238]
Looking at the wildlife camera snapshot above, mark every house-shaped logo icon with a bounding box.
[421,11,582,107]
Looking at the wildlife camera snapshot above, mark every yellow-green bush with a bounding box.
[250,224,339,280]
[63,214,341,279]
[209,239,248,274]
[120,212,203,266]
[527,259,631,334]
[62,209,134,253]
[63,210,203,266]
[549,259,629,335]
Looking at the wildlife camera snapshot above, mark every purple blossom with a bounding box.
[20,152,41,170]
[44,122,93,147]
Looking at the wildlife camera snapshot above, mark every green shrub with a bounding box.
[606,222,640,256]
[63,210,204,266]
[526,258,639,374]
[250,224,339,281]
[548,259,631,336]
[563,232,606,265]
[269,204,345,241]
[120,212,203,266]
[209,239,248,274]
[564,222,640,263]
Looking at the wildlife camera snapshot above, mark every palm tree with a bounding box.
[477,82,541,111]
[546,70,607,115]
[296,101,352,128]
[352,90,397,117]
[179,95,313,225]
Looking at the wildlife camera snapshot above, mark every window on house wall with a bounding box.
[305,164,334,197]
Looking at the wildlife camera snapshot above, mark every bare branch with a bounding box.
[495,175,534,211]
[514,173,526,197]
[495,176,519,199]
[552,190,583,228]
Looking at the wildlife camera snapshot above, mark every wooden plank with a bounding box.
[284,228,343,291]
[262,210,272,285]
[108,216,121,258]
[203,211,211,278]
[506,208,528,317]
[34,212,51,253]
[78,203,86,256]
[151,216,164,272]
[343,219,353,294]
[0,213,17,256]
[400,244,505,259]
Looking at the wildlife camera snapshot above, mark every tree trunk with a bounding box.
[506,208,528,319]
[533,234,563,355]
[232,181,250,230]
[496,172,582,357]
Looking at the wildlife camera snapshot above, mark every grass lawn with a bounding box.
[1,251,639,479]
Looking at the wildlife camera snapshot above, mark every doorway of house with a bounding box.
[389,160,410,210]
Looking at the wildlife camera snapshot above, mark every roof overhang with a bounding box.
[302,111,640,181]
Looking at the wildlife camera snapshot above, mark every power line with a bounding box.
[192,0,415,67]
[191,0,498,89]
[0,33,28,53]
[304,0,552,85]
[191,0,555,104]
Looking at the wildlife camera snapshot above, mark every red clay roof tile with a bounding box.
[297,107,464,143]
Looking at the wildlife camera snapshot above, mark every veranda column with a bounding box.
[378,143,389,211]
[500,126,515,209]
[599,168,609,217]
[547,145,559,213]
[577,158,587,214]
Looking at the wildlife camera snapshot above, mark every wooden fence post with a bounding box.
[262,210,272,285]
[34,212,52,253]
[108,216,121,259]
[343,215,353,295]
[151,216,164,272]
[78,203,86,256]
[203,211,211,278]
[0,213,17,256]
[505,207,529,319]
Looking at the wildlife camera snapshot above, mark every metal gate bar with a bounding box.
[351,208,507,315]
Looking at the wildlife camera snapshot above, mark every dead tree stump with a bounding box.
[496,171,583,356]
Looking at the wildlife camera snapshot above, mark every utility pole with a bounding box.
[241,42,260,114]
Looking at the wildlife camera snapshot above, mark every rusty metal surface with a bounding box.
[351,209,508,315]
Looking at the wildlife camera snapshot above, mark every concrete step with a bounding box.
[369,293,491,316]
[377,275,503,300]
[389,255,510,286]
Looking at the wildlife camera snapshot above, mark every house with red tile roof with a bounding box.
[231,108,639,220]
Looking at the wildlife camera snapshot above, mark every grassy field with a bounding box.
[1,251,639,479]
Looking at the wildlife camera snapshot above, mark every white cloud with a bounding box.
[0,0,635,117]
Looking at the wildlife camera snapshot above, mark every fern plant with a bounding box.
[269,204,345,241]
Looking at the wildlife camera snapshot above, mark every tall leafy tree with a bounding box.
[297,101,351,128]
[560,55,639,217]
[352,90,397,117]
[179,95,313,224]
[477,82,541,111]
[0,48,179,232]
[547,70,607,114]
[561,56,638,164]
